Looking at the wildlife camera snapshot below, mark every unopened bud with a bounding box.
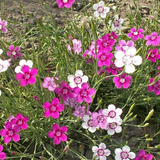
[144,109,154,122]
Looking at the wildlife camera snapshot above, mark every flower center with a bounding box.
[80,90,87,97]
[62,88,68,95]
[97,149,105,156]
[108,110,116,118]
[12,51,16,55]
[133,31,138,35]
[151,35,156,40]
[120,151,129,159]
[150,54,155,57]
[97,115,104,123]
[113,20,120,27]
[50,105,57,112]
[97,6,104,13]
[17,119,23,125]
[8,130,14,136]
[109,122,117,129]
[55,130,62,137]
[139,157,147,160]
[102,41,108,47]
[63,0,68,3]
[123,55,133,65]
[120,78,125,83]
[100,55,106,61]
[24,73,31,80]
[87,119,93,127]
[74,76,82,84]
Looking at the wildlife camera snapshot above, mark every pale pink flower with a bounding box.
[42,77,57,91]
[146,48,160,62]
[145,32,160,46]
[7,45,22,60]
[56,0,75,8]
[68,39,82,54]
[0,18,7,33]
[0,145,6,160]
[127,28,144,41]
[73,105,91,118]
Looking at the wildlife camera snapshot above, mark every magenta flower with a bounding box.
[11,113,29,130]
[0,18,7,33]
[0,145,6,160]
[134,150,153,160]
[42,77,57,91]
[73,105,91,118]
[55,81,75,101]
[33,95,39,101]
[0,122,20,144]
[145,32,160,46]
[48,124,67,145]
[107,31,118,40]
[106,61,122,75]
[97,50,113,67]
[73,83,96,103]
[113,73,132,89]
[43,98,64,119]
[127,28,144,41]
[148,78,160,95]
[15,65,38,86]
[146,48,160,62]
[7,45,22,60]
[56,0,75,8]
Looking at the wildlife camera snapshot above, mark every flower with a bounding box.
[106,121,122,135]
[102,104,122,123]
[43,98,64,119]
[148,78,160,95]
[0,18,7,33]
[106,61,122,75]
[55,81,75,101]
[42,77,57,91]
[33,95,39,101]
[113,73,132,89]
[0,49,3,55]
[0,59,10,73]
[127,28,144,41]
[0,122,20,144]
[111,15,124,31]
[15,59,33,73]
[73,105,91,118]
[82,115,97,133]
[92,143,111,160]
[93,1,110,18]
[115,146,136,160]
[15,65,38,87]
[145,32,160,46]
[0,145,6,160]
[74,83,96,103]
[114,47,142,73]
[134,150,153,160]
[48,124,67,145]
[7,45,22,60]
[56,0,75,8]
[11,113,29,130]
[146,48,160,63]
[67,39,82,54]
[68,70,88,88]
[64,97,77,108]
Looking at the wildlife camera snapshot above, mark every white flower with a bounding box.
[115,146,136,160]
[15,59,33,73]
[93,1,110,18]
[111,15,124,31]
[0,49,3,55]
[106,121,122,135]
[0,90,1,96]
[68,70,88,88]
[114,47,142,73]
[82,115,97,133]
[92,143,111,160]
[0,59,10,73]
[102,104,122,123]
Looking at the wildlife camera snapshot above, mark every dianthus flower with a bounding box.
[0,145,6,160]
[7,45,22,60]
[33,95,39,101]
[0,122,20,144]
[107,31,118,40]
[56,0,75,8]
[146,48,160,63]
[0,49,3,55]
[42,77,57,91]
[115,146,136,160]
[74,83,96,103]
[0,18,7,33]
[127,28,144,41]
[93,1,110,18]
[48,124,67,145]
[114,47,142,73]
[106,121,122,135]
[134,150,153,160]
[145,32,160,46]
[73,105,91,118]
[113,73,132,89]
[68,39,82,54]
[15,65,38,86]
[148,78,160,95]
[55,81,74,101]
[0,59,11,73]
[111,15,124,31]
[43,98,64,119]
[68,70,88,88]
[92,143,111,160]
[106,61,122,75]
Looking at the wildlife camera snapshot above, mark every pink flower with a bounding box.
[48,124,67,145]
[56,0,75,8]
[145,32,160,46]
[107,31,118,40]
[43,98,64,119]
[73,105,91,118]
[64,97,78,108]
[113,73,132,89]
[146,48,160,62]
[7,45,22,60]
[55,81,75,101]
[148,78,160,95]
[15,65,38,86]
[0,145,6,160]
[0,122,20,144]
[74,83,96,103]
[11,113,29,130]
[97,50,113,67]
[33,95,39,101]
[0,18,7,33]
[72,39,82,54]
[42,77,57,91]
[106,61,122,75]
[127,28,144,41]
[134,150,153,160]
